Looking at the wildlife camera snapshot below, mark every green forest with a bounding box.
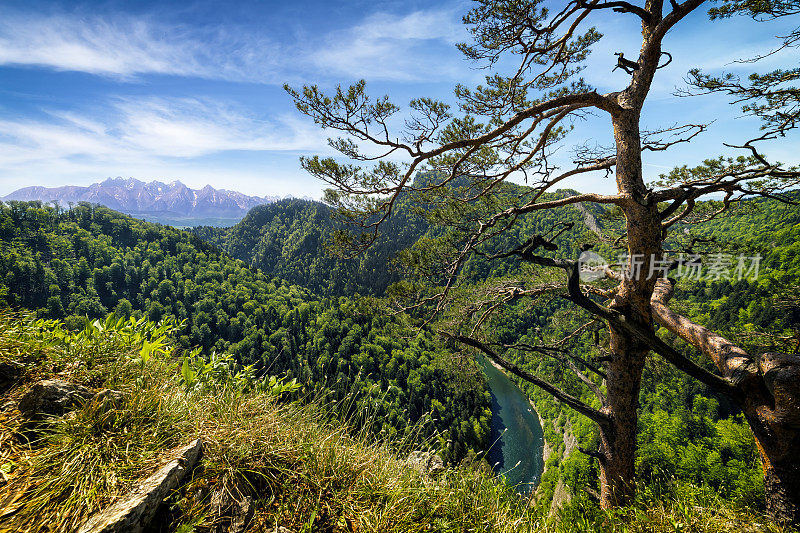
[190,194,428,297]
[0,201,492,464]
[2,189,800,531]
[1,0,799,529]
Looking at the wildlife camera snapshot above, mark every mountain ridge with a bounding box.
[1,177,310,226]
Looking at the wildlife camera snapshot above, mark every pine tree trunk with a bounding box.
[602,12,670,507]
[598,335,647,507]
[763,456,800,525]
[745,405,800,525]
[593,105,662,507]
[751,352,800,525]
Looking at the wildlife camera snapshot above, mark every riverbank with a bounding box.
[478,357,545,494]
[531,400,552,465]
[484,358,576,515]
[485,358,554,463]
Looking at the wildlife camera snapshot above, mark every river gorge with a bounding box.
[479,357,545,494]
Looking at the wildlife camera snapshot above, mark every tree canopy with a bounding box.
[0,200,492,464]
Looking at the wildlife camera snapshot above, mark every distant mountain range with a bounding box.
[1,178,307,226]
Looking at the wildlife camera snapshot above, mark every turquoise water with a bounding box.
[478,356,545,494]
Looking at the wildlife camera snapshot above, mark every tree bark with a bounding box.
[597,337,646,507]
[593,101,663,506]
[741,352,800,525]
[651,279,800,525]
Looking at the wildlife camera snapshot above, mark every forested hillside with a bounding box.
[3,191,799,526]
[0,201,491,463]
[192,197,427,296]
[191,186,600,297]
[194,186,799,304]
[188,186,800,520]
[5,311,779,532]
[2,0,799,524]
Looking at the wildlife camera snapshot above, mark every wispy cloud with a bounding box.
[0,96,329,177]
[0,95,338,196]
[0,11,225,79]
[112,98,327,157]
[0,6,468,83]
[310,8,468,81]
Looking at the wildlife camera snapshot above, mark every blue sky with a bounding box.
[0,0,796,198]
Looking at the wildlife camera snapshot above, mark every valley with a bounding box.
[2,188,799,531]
[1,0,799,529]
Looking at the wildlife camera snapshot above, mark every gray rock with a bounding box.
[210,477,255,533]
[0,361,22,394]
[18,379,95,418]
[406,450,445,477]
[228,497,253,533]
[78,438,203,533]
[93,388,126,408]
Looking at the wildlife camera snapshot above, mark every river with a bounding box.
[478,356,545,494]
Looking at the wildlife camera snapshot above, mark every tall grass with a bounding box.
[0,313,539,532]
[0,312,794,532]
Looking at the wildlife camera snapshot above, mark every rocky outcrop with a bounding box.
[533,414,577,519]
[210,477,255,533]
[17,379,126,421]
[78,438,203,533]
[406,451,445,477]
[18,379,95,418]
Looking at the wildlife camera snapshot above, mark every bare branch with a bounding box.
[577,0,653,23]
[641,123,710,152]
[501,340,609,379]
[448,333,613,426]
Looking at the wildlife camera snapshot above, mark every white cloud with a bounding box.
[0,6,469,83]
[310,8,468,81]
[0,98,332,161]
[0,12,216,79]
[0,96,333,194]
[112,98,323,157]
[353,9,464,42]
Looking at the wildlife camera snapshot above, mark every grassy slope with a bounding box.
[0,201,493,465]
[0,312,792,533]
[0,312,535,533]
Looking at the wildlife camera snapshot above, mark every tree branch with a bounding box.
[577,0,653,23]
[579,445,606,462]
[653,0,706,42]
[448,333,612,426]
[650,278,760,389]
[560,263,742,397]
